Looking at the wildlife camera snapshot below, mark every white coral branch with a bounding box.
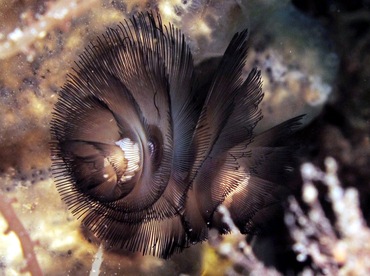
[286,157,370,275]
[209,205,280,276]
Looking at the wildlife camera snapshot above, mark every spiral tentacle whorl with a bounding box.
[50,12,303,258]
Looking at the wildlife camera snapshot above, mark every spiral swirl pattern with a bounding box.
[50,12,303,258]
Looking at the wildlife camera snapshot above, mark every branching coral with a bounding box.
[207,157,370,275]
[208,205,280,276]
[287,157,370,275]
[0,192,42,275]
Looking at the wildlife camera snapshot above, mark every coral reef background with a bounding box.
[291,0,370,223]
[0,0,369,275]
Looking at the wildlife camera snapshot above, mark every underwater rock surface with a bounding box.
[0,0,337,274]
[245,0,338,131]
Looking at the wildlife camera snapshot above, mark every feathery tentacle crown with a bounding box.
[50,12,303,258]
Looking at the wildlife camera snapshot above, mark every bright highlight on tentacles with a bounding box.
[115,138,140,182]
[50,11,303,259]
